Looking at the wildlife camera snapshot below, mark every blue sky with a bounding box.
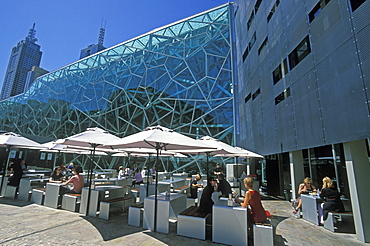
[0,0,229,90]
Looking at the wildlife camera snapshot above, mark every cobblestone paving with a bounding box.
[0,197,366,245]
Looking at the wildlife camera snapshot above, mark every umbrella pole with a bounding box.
[85,144,97,216]
[207,153,210,178]
[154,144,160,232]
[0,146,12,196]
[235,157,239,194]
[146,154,150,197]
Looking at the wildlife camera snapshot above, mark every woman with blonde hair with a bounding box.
[319,176,344,224]
[293,177,317,214]
[235,177,267,223]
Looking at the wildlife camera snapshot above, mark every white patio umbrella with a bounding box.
[42,140,113,170]
[57,127,121,215]
[177,136,246,176]
[214,146,264,159]
[113,149,187,198]
[214,146,264,187]
[105,125,216,232]
[0,132,46,194]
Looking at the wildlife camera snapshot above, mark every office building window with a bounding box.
[247,11,255,30]
[252,88,261,100]
[272,59,288,84]
[267,0,280,22]
[254,0,262,13]
[275,87,291,105]
[309,0,331,23]
[249,32,257,50]
[258,37,268,55]
[242,46,249,61]
[245,93,252,103]
[350,0,365,11]
[288,36,311,70]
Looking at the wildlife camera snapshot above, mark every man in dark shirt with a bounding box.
[190,174,202,198]
[214,163,223,175]
[198,176,218,213]
[217,174,232,198]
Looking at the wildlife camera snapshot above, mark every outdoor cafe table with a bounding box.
[44,183,64,208]
[143,192,186,234]
[92,178,118,185]
[18,178,49,201]
[80,185,125,216]
[212,199,249,246]
[23,170,51,179]
[158,178,186,190]
[301,194,322,225]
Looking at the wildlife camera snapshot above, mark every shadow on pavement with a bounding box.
[0,196,32,207]
[81,211,146,242]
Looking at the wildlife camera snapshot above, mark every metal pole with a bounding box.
[154,144,160,232]
[146,154,151,197]
[85,144,97,216]
[0,146,12,196]
[206,153,210,178]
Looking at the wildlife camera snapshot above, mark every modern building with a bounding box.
[233,0,369,242]
[1,24,42,100]
[24,66,49,90]
[0,4,235,173]
[79,27,106,59]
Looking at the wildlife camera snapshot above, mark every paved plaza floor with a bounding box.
[0,196,366,246]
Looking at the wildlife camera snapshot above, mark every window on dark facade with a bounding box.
[247,11,255,30]
[249,32,257,50]
[288,36,311,70]
[242,46,249,61]
[258,37,268,55]
[245,93,251,103]
[252,88,261,100]
[267,0,280,22]
[254,0,262,13]
[272,59,288,84]
[275,87,291,105]
[309,0,331,23]
[350,0,365,11]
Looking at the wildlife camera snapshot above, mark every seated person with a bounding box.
[190,174,203,198]
[197,176,218,214]
[118,166,125,180]
[235,177,268,224]
[214,163,223,175]
[61,166,84,194]
[293,177,317,214]
[217,174,232,198]
[7,159,23,187]
[49,167,65,183]
[319,176,344,224]
[132,169,143,187]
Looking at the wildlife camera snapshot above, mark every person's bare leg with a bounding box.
[293,199,302,214]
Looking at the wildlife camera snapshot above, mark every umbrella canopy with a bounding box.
[176,136,246,177]
[0,132,46,149]
[105,126,216,151]
[0,132,46,195]
[57,127,120,149]
[112,149,187,158]
[177,136,243,155]
[57,127,120,215]
[214,146,264,158]
[104,125,217,232]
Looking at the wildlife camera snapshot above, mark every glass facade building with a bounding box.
[1,24,42,100]
[0,4,234,172]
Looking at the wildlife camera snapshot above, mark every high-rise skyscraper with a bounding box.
[1,24,42,100]
[79,26,106,59]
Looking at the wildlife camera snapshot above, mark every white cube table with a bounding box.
[143,192,186,234]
